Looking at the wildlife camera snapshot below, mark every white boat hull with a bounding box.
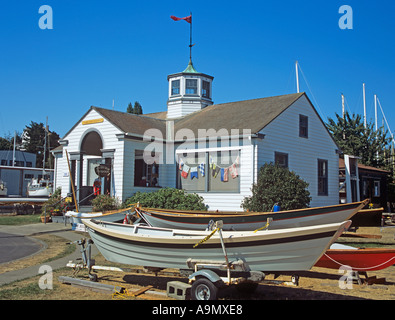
[83,219,351,272]
[66,207,133,225]
[27,188,52,197]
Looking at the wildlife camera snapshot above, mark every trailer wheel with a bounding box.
[191,278,219,300]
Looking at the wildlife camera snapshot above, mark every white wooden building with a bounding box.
[52,60,339,210]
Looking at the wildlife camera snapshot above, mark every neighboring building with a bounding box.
[52,60,340,210]
[0,150,36,168]
[0,150,53,197]
[339,156,389,209]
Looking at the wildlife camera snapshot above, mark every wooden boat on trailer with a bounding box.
[134,199,369,231]
[83,218,351,273]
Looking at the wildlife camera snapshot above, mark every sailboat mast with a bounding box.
[12,131,16,167]
[374,94,378,132]
[295,61,300,93]
[363,83,367,129]
[43,117,48,172]
[341,93,345,140]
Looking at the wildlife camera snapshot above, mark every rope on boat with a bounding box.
[253,219,271,233]
[193,227,220,248]
[322,253,395,271]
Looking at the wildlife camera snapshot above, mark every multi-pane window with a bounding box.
[186,79,197,95]
[299,114,308,138]
[177,150,240,193]
[202,80,210,98]
[274,152,288,168]
[171,80,180,96]
[318,159,328,196]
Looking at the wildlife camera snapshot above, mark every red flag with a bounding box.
[170,15,191,23]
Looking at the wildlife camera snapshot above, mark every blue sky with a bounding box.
[0,0,394,138]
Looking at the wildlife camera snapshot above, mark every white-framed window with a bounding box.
[318,159,328,196]
[186,79,198,95]
[177,149,240,193]
[299,114,308,138]
[171,80,180,96]
[202,80,210,98]
[274,152,288,168]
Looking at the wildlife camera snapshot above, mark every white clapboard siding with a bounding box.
[257,95,339,207]
[56,109,125,199]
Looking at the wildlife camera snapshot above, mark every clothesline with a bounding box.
[178,156,239,182]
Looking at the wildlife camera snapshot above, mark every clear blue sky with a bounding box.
[0,0,394,138]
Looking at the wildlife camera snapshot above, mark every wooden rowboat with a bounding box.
[83,218,351,272]
[135,199,369,231]
[315,243,395,271]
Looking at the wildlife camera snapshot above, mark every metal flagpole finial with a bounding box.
[189,12,193,61]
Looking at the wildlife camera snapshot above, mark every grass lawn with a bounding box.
[0,214,42,225]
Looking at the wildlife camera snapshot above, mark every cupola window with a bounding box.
[171,80,180,96]
[202,80,210,98]
[186,79,198,95]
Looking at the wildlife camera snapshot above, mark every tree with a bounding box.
[23,121,60,168]
[126,102,134,114]
[0,132,22,150]
[126,101,143,115]
[326,112,391,168]
[241,163,311,212]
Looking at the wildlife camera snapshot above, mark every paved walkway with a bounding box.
[0,222,98,286]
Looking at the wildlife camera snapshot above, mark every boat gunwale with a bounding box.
[138,199,369,219]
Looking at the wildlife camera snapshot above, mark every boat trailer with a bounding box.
[64,221,298,300]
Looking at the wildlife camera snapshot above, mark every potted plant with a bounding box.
[41,188,63,223]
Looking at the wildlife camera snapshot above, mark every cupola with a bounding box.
[167,59,214,119]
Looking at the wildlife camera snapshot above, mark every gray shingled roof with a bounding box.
[62,92,306,141]
[174,92,304,136]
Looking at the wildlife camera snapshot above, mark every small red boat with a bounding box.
[315,244,395,271]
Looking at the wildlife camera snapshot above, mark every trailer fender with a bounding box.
[189,269,222,285]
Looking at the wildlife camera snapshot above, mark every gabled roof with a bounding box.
[62,107,167,140]
[93,107,166,137]
[62,92,336,145]
[174,92,305,136]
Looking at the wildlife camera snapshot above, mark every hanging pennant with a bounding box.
[198,162,205,177]
[181,164,190,179]
[178,158,184,171]
[190,166,198,179]
[229,163,238,179]
[212,166,220,178]
[221,168,229,182]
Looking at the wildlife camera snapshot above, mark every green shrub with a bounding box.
[124,187,206,210]
[241,162,311,212]
[91,194,119,212]
[42,188,70,216]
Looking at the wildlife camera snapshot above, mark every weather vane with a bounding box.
[170,12,194,62]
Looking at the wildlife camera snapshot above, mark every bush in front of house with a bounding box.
[91,194,119,212]
[241,162,311,212]
[42,188,69,216]
[124,187,206,210]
